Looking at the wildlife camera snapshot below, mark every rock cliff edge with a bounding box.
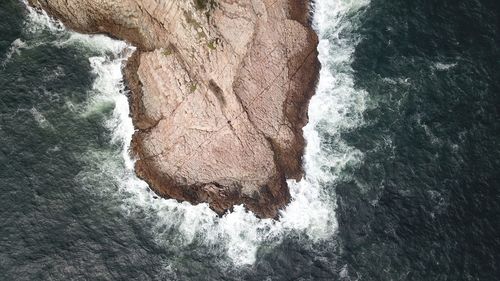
[29,0,319,218]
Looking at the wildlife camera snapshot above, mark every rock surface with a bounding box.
[29,0,319,218]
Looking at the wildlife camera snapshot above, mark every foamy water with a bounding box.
[1,38,26,67]
[22,0,369,266]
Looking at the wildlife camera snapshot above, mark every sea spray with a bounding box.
[22,0,370,266]
[280,0,371,244]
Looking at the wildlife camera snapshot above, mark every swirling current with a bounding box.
[1,0,499,280]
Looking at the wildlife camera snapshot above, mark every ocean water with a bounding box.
[1,0,499,280]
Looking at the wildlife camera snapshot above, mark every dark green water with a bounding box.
[0,2,170,280]
[336,0,500,280]
[1,0,499,280]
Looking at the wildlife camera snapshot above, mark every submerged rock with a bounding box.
[29,0,319,218]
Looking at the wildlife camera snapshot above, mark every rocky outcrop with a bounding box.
[29,0,319,218]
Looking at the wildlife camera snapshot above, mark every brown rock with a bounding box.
[29,0,319,218]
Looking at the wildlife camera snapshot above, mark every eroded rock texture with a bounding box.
[29,0,319,218]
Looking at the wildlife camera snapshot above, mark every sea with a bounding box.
[1,0,499,280]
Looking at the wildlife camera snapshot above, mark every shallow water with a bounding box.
[1,0,499,280]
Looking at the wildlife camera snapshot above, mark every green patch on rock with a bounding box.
[194,0,217,11]
[162,48,173,57]
[184,11,207,39]
[207,38,221,51]
[189,83,198,93]
[207,40,216,50]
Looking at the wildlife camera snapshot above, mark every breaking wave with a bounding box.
[22,0,369,266]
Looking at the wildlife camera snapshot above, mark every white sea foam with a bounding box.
[30,107,53,129]
[1,38,27,67]
[434,62,457,71]
[22,0,65,34]
[22,0,369,266]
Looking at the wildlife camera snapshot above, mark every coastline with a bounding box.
[28,0,320,218]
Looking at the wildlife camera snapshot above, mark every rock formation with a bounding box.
[29,0,319,218]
